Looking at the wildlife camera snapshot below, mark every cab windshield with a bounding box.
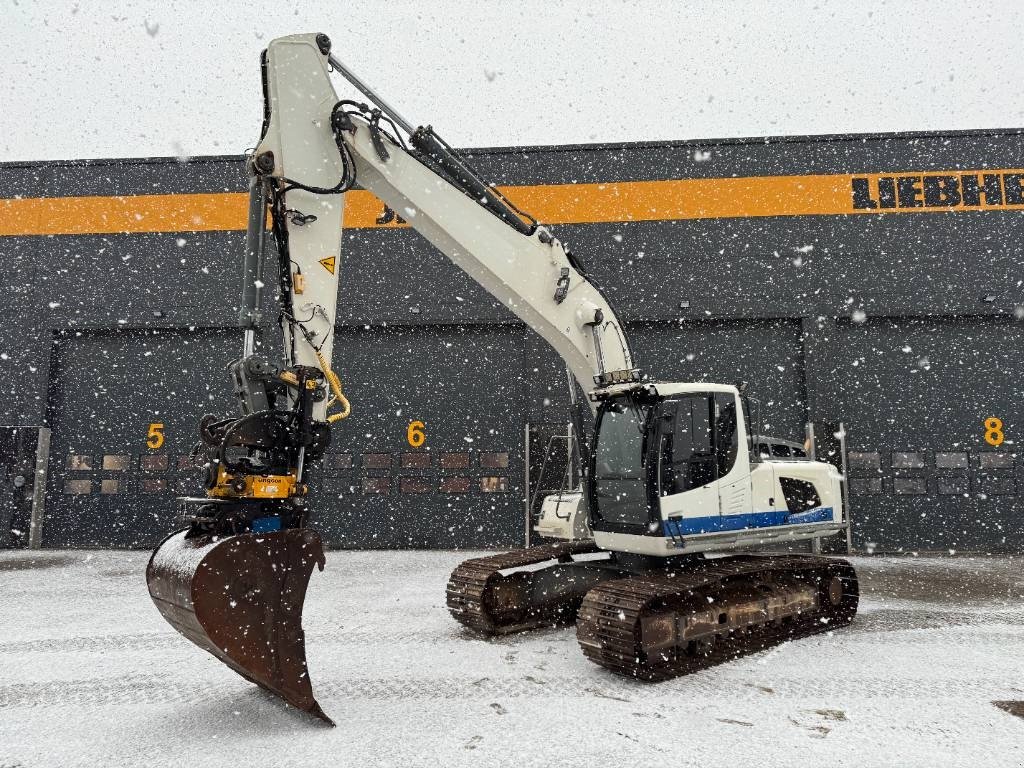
[592,398,651,526]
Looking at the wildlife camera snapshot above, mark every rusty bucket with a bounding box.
[146,527,333,724]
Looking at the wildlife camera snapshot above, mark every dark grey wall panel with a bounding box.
[328,210,1024,329]
[4,128,1024,551]
[44,328,240,547]
[464,129,1024,184]
[559,212,1024,323]
[1,156,247,199]
[336,229,512,326]
[32,231,248,328]
[311,324,527,549]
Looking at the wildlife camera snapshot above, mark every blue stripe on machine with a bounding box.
[251,516,282,533]
[664,507,834,536]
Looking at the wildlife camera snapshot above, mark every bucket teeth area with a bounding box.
[146,528,332,724]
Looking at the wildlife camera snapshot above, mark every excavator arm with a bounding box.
[146,31,640,724]
[254,34,638,402]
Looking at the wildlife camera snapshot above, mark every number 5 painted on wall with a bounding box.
[147,422,165,449]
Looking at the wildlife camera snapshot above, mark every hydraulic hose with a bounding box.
[314,347,351,423]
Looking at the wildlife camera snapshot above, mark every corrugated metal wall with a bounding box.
[2,128,1023,551]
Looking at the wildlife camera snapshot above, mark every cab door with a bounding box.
[655,395,720,532]
[714,392,753,519]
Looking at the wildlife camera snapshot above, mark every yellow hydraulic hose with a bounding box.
[313,348,351,423]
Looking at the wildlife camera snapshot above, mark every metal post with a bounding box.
[523,422,531,548]
[837,421,853,553]
[806,422,821,553]
[566,422,574,487]
[28,427,50,550]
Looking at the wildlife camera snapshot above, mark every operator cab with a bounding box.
[586,381,843,556]
[587,382,752,537]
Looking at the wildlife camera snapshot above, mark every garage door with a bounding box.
[309,324,527,549]
[834,317,1024,552]
[45,328,240,548]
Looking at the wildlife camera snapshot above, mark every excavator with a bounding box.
[147,33,859,724]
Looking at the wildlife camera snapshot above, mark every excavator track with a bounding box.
[577,555,858,681]
[447,542,603,634]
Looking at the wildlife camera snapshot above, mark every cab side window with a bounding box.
[659,395,715,494]
[714,393,739,477]
[659,393,741,495]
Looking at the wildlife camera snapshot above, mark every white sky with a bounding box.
[6,1,1024,161]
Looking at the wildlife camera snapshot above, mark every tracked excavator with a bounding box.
[147,33,858,723]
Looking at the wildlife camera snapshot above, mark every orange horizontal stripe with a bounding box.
[2,169,1022,237]
[0,192,251,236]
[504,175,854,225]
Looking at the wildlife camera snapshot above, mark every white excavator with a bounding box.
[147,33,858,724]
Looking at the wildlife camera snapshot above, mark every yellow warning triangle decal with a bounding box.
[319,256,336,275]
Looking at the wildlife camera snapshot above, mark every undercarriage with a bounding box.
[447,546,858,680]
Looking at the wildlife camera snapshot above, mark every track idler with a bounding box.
[146,527,332,724]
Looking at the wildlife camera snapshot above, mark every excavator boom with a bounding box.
[255,35,638,398]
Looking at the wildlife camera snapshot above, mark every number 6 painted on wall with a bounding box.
[407,420,426,448]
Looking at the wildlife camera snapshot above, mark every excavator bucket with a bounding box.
[146,527,333,724]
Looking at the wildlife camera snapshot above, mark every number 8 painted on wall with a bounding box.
[984,417,1004,447]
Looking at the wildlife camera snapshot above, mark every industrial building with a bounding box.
[1,127,1022,553]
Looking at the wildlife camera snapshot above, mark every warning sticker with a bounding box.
[318,256,336,275]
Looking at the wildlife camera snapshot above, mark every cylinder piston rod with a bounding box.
[327,54,416,136]
[239,172,269,357]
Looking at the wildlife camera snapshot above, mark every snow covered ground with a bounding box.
[1,550,1022,768]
